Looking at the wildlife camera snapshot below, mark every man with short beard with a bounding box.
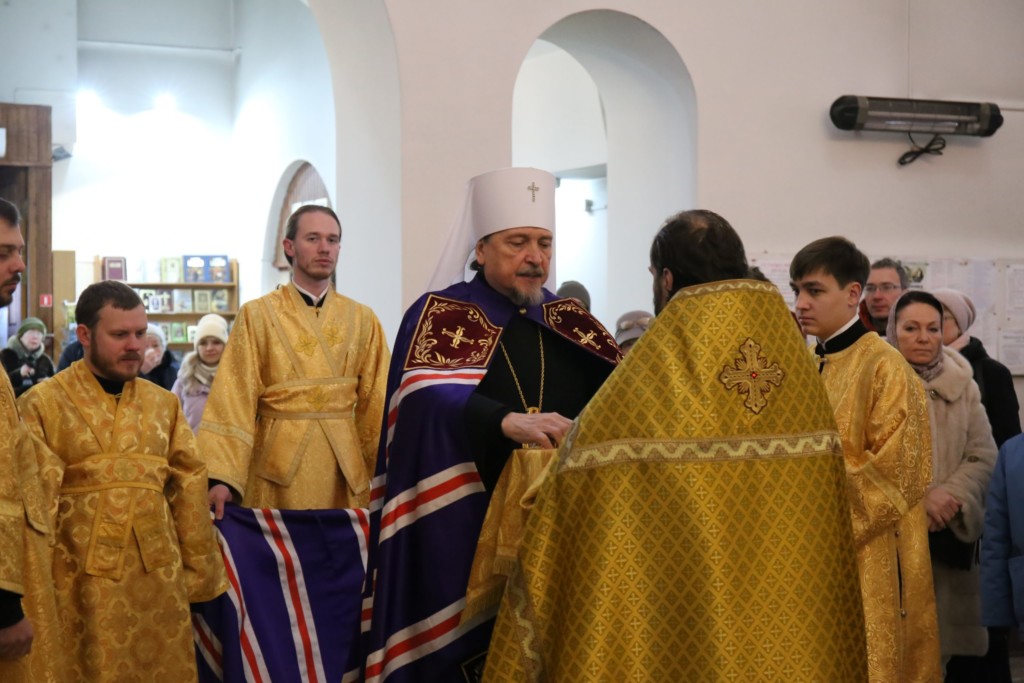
[201,204,389,514]
[17,280,226,681]
[0,197,66,682]
[362,168,619,683]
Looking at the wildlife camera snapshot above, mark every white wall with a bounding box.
[513,42,607,173]
[309,0,403,338]
[553,178,611,324]
[378,0,1024,303]
[230,0,338,305]
[53,2,238,292]
[47,0,344,320]
[0,0,77,103]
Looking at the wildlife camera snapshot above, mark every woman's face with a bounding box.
[19,329,43,351]
[941,306,961,346]
[896,302,942,366]
[197,337,225,365]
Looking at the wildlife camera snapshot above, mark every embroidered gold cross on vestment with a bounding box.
[573,327,601,349]
[442,325,475,349]
[719,338,784,414]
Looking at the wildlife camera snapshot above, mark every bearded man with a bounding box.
[18,280,226,682]
[362,167,619,683]
[0,197,65,682]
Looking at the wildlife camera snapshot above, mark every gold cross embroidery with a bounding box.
[719,338,785,415]
[295,335,318,357]
[322,324,342,347]
[442,325,475,349]
[527,182,539,202]
[573,327,601,350]
[307,387,330,412]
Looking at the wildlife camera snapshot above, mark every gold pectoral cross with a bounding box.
[527,406,540,414]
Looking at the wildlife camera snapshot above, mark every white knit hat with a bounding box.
[194,314,229,351]
[146,323,167,349]
[427,167,557,291]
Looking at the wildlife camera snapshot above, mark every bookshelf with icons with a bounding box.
[96,256,238,352]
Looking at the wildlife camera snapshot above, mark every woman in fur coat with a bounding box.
[888,290,998,675]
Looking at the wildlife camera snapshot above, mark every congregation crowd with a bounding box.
[1,166,1023,682]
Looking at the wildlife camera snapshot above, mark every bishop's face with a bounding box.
[475,227,552,307]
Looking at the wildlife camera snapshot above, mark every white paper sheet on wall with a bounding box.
[999,329,1024,375]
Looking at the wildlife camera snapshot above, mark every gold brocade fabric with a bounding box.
[821,334,941,683]
[485,280,868,682]
[18,361,227,683]
[198,284,390,509]
[464,447,556,623]
[0,373,65,683]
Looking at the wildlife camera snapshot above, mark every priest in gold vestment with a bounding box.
[18,281,227,682]
[0,197,64,682]
[201,205,389,512]
[791,237,940,682]
[0,375,64,683]
[485,211,868,682]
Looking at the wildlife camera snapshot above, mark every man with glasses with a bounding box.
[861,257,908,332]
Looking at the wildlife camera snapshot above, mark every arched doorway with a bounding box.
[513,10,697,326]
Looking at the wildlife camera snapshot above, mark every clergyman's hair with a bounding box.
[0,198,20,228]
[283,205,342,266]
[871,257,909,290]
[790,236,870,288]
[649,209,749,296]
[76,281,143,330]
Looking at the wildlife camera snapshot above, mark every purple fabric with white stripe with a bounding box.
[193,504,368,683]
[362,276,562,683]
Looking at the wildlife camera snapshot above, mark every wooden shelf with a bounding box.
[92,259,239,346]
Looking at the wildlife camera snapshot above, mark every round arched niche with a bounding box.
[263,160,333,294]
[512,10,697,327]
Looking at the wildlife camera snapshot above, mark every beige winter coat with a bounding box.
[924,347,998,658]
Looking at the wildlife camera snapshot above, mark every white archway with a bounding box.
[513,10,697,325]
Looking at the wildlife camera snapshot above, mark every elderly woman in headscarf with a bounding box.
[1,316,55,396]
[139,323,180,390]
[887,289,998,675]
[931,288,1021,448]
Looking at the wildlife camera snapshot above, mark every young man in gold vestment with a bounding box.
[791,237,941,682]
[203,205,389,514]
[484,211,868,682]
[18,281,227,682]
[0,198,64,682]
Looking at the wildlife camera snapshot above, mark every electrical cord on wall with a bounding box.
[898,133,946,166]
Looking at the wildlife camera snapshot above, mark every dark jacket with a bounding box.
[140,349,180,391]
[1,347,55,397]
[57,339,85,371]
[959,337,1022,448]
